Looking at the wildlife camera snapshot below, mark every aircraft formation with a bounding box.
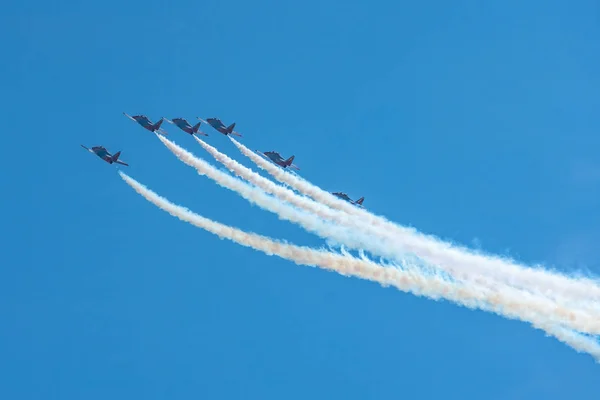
[80,113,365,208]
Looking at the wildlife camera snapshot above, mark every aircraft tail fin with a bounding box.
[192,121,202,133]
[285,155,299,169]
[112,151,129,166]
[356,197,365,205]
[226,122,242,137]
[154,118,164,130]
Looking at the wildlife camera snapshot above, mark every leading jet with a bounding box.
[123,113,168,135]
[167,117,208,136]
[198,117,242,137]
[332,192,364,207]
[257,150,299,170]
[81,145,129,166]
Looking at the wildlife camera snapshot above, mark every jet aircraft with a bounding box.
[123,113,168,135]
[167,118,208,136]
[81,145,129,166]
[258,150,299,170]
[332,192,364,207]
[198,117,242,137]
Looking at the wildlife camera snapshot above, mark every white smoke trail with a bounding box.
[197,137,600,318]
[230,137,600,307]
[159,135,600,335]
[118,171,600,362]
[192,137,428,266]
[158,134,423,271]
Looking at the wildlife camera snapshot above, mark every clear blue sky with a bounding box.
[2,0,600,398]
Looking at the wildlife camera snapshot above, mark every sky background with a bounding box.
[1,0,600,398]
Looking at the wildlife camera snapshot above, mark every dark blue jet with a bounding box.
[81,145,129,166]
[332,192,364,207]
[258,150,299,170]
[197,117,242,137]
[123,113,168,135]
[167,118,208,136]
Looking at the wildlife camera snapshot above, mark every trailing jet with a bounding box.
[332,192,364,207]
[258,150,299,170]
[123,113,168,135]
[198,117,242,137]
[81,145,129,166]
[167,118,208,136]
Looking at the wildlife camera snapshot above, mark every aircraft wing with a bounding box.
[196,117,209,124]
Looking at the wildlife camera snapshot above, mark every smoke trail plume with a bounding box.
[198,137,600,319]
[192,136,415,258]
[230,137,600,308]
[118,171,600,361]
[159,134,416,268]
[160,135,600,334]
